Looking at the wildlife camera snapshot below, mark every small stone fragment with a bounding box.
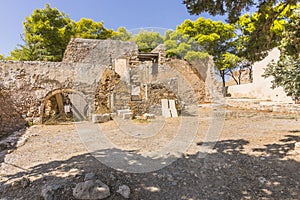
[84,172,96,181]
[41,183,64,200]
[73,180,110,199]
[117,185,130,199]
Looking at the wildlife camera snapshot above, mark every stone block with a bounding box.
[92,114,110,123]
[161,99,171,117]
[117,109,131,117]
[169,99,178,117]
[143,113,155,119]
[110,113,117,118]
[123,112,133,120]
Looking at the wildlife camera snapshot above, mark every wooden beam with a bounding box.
[55,93,64,114]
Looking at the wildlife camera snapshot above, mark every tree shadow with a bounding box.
[289,130,300,133]
[253,135,300,158]
[0,135,299,199]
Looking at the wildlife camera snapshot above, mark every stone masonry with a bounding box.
[0,38,211,136]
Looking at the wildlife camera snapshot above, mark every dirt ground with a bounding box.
[0,106,299,200]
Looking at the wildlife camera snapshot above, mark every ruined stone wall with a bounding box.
[164,59,207,104]
[110,58,208,116]
[0,90,25,138]
[0,60,105,124]
[63,38,138,65]
[190,57,223,102]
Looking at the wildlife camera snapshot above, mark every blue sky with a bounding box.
[0,0,224,56]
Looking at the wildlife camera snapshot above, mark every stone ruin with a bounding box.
[0,38,216,136]
[2,38,295,138]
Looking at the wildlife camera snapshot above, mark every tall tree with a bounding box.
[166,17,237,87]
[75,18,114,39]
[183,0,298,23]
[183,0,298,62]
[264,6,300,102]
[235,3,294,62]
[8,4,116,61]
[9,4,75,61]
[111,27,132,41]
[164,29,207,59]
[131,30,164,52]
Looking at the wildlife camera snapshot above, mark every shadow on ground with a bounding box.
[1,135,299,199]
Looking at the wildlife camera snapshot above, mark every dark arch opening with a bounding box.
[40,89,89,124]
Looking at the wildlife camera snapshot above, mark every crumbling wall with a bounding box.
[0,89,25,138]
[63,38,138,65]
[161,59,207,104]
[110,58,206,116]
[129,83,180,116]
[0,60,105,124]
[94,68,120,114]
[190,57,223,102]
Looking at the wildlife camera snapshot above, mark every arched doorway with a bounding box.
[40,89,89,124]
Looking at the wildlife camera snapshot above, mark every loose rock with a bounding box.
[73,180,110,199]
[84,172,96,181]
[116,185,130,199]
[41,183,64,200]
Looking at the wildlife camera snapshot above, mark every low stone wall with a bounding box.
[226,98,300,114]
[227,48,293,103]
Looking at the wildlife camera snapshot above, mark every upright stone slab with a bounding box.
[169,100,178,117]
[161,99,171,117]
[123,112,133,120]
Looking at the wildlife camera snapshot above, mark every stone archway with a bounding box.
[40,89,89,124]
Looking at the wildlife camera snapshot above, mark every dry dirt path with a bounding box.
[0,107,299,199]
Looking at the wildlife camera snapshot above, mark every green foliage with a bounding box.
[176,18,236,55]
[164,30,203,59]
[216,52,241,71]
[264,56,300,100]
[111,27,132,41]
[183,0,298,23]
[184,0,298,63]
[131,30,164,52]
[280,8,300,57]
[9,4,75,61]
[75,18,114,39]
[264,6,300,101]
[235,3,296,62]
[0,54,4,60]
[164,17,237,86]
[184,51,209,61]
[8,4,116,61]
